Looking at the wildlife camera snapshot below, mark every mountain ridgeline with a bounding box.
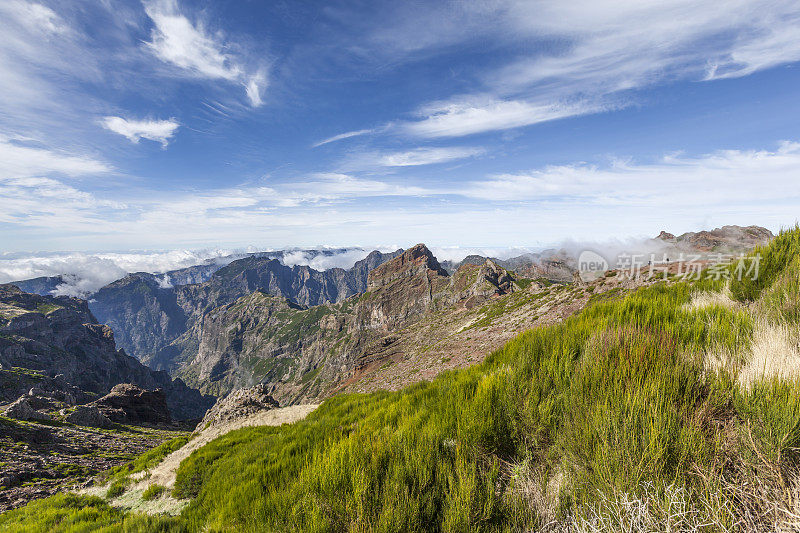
[7,226,774,406]
[88,249,403,366]
[146,245,520,402]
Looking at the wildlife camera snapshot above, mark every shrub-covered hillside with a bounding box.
[3,228,800,532]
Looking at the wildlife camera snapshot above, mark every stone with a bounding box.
[199,384,279,431]
[91,384,171,425]
[4,398,50,422]
[65,405,114,429]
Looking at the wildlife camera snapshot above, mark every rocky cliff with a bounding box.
[163,245,520,403]
[0,284,213,420]
[88,249,402,364]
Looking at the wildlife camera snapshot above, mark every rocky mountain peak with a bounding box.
[655,224,773,251]
[367,244,447,290]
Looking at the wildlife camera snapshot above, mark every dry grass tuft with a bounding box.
[739,320,800,388]
[683,286,740,312]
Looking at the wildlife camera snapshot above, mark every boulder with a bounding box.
[199,384,279,431]
[65,405,114,428]
[90,384,171,425]
[4,397,50,422]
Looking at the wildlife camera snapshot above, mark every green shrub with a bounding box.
[106,478,129,498]
[142,484,168,501]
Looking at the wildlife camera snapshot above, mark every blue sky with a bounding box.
[2,0,800,252]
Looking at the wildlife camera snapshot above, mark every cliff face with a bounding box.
[88,249,403,366]
[90,273,189,366]
[0,284,212,420]
[164,245,520,403]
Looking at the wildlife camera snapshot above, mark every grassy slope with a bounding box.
[4,228,800,532]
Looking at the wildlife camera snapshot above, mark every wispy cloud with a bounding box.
[142,0,268,107]
[375,146,484,166]
[313,129,375,148]
[343,146,485,169]
[379,0,800,138]
[403,99,608,138]
[462,141,800,208]
[0,135,110,178]
[101,116,180,147]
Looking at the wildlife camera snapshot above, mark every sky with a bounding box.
[2,0,800,253]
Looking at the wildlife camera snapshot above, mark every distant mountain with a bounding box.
[656,225,774,251]
[9,275,66,296]
[441,250,574,281]
[0,284,213,420]
[88,249,403,366]
[160,244,520,401]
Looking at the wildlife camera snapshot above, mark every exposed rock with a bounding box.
[199,384,279,430]
[367,244,447,290]
[91,384,171,425]
[655,225,774,251]
[90,249,402,365]
[5,397,50,422]
[0,412,182,512]
[65,405,114,428]
[0,284,214,420]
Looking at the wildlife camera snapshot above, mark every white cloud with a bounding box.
[0,248,246,296]
[462,141,800,207]
[384,0,800,138]
[274,173,430,204]
[143,0,267,107]
[5,1,68,35]
[2,136,796,251]
[403,99,607,138]
[244,70,268,107]
[375,146,484,166]
[313,129,375,148]
[340,146,485,170]
[0,135,110,178]
[101,116,180,147]
[280,249,374,270]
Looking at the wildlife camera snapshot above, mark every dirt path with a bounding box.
[144,403,318,490]
[83,404,318,515]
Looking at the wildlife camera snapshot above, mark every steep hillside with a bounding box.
[0,285,212,420]
[160,244,629,404]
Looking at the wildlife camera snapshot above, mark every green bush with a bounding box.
[143,484,168,501]
[106,478,129,498]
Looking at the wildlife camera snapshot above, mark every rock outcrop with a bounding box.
[0,284,213,420]
[4,398,51,422]
[199,384,279,430]
[655,225,774,251]
[65,405,114,428]
[91,384,171,425]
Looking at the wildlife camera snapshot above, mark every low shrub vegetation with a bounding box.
[142,484,168,501]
